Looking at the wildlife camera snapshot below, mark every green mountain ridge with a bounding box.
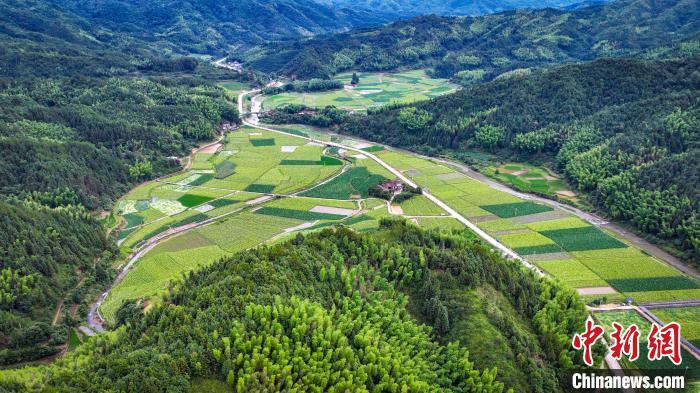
[246,0,700,80]
[317,0,594,17]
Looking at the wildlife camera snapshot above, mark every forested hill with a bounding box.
[247,0,700,80]
[270,56,700,262]
[1,222,592,392]
[0,197,115,366]
[45,0,392,57]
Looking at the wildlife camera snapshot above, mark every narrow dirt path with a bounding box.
[51,300,64,326]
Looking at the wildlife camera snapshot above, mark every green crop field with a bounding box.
[525,217,590,232]
[266,197,357,211]
[652,307,700,346]
[499,231,557,249]
[416,217,466,231]
[481,201,554,218]
[398,195,445,216]
[255,207,346,221]
[537,259,609,288]
[261,70,459,111]
[607,276,700,292]
[476,218,526,233]
[214,160,236,179]
[541,226,627,251]
[301,166,387,199]
[250,138,276,147]
[177,194,214,207]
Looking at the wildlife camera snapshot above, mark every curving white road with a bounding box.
[240,90,543,274]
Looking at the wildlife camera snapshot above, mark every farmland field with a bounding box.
[261,70,459,111]
[376,146,700,301]
[651,307,700,346]
[537,259,608,288]
[399,195,446,216]
[301,163,388,199]
[594,310,700,380]
[481,201,553,218]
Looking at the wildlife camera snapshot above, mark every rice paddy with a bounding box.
[261,70,459,111]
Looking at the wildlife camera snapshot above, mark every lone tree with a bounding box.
[351,72,360,86]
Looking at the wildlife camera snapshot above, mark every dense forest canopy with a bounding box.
[0,0,242,367]
[266,56,700,262]
[0,222,594,392]
[44,0,392,57]
[246,0,700,80]
[0,197,115,365]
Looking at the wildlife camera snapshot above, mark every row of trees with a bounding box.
[263,78,344,95]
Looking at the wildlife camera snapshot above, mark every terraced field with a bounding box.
[261,70,459,111]
[375,149,700,302]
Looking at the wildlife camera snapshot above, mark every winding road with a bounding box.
[241,90,542,273]
[85,88,694,384]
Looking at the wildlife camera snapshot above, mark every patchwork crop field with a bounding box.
[398,195,446,216]
[301,165,388,199]
[261,70,459,111]
[377,146,700,301]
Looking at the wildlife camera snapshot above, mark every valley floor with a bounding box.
[83,85,699,387]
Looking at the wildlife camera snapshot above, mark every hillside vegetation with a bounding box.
[0,0,240,366]
[274,56,700,263]
[247,0,700,80]
[45,0,391,56]
[1,222,593,392]
[0,197,115,365]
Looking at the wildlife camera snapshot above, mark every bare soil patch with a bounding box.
[310,206,356,216]
[576,286,617,295]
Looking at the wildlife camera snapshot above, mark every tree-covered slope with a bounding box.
[45,0,392,57]
[0,197,115,365]
[247,0,700,80]
[0,222,592,392]
[270,56,700,262]
[0,77,239,209]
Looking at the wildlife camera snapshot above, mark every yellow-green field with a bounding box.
[261,70,459,111]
